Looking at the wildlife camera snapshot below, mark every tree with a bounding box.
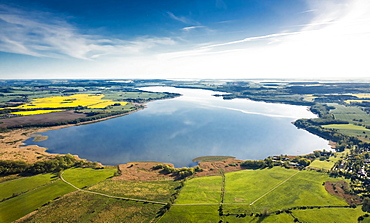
[298,158,311,167]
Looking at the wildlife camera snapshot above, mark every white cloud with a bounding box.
[147,0,370,79]
[167,11,199,25]
[0,4,177,60]
[182,26,206,31]
[1,0,369,79]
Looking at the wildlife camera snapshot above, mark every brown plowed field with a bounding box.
[0,111,86,128]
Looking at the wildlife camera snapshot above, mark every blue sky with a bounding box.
[0,0,369,79]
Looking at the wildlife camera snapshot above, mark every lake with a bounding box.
[24,87,331,167]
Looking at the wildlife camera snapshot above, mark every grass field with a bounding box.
[247,170,348,212]
[292,207,365,223]
[310,159,336,170]
[310,152,343,170]
[62,168,117,188]
[0,168,117,222]
[322,124,370,140]
[159,205,220,223]
[89,179,180,203]
[160,167,357,222]
[328,103,370,125]
[103,91,169,101]
[222,213,294,223]
[0,173,57,201]
[19,191,163,223]
[224,167,298,204]
[192,156,235,162]
[322,124,370,131]
[0,180,75,223]
[174,175,222,204]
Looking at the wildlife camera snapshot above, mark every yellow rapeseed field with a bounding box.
[2,94,127,115]
[11,110,66,116]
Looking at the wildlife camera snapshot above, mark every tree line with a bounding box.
[0,154,99,175]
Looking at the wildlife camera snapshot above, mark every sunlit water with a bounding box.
[24,87,330,167]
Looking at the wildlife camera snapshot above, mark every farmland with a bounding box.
[18,174,179,223]
[327,103,370,125]
[1,80,370,222]
[62,167,117,188]
[89,179,180,203]
[0,80,180,130]
[1,94,127,115]
[322,123,370,139]
[0,173,57,201]
[174,175,223,204]
[161,167,365,222]
[18,191,164,223]
[0,168,116,223]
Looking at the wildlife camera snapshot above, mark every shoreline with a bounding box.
[0,106,146,164]
[1,93,334,166]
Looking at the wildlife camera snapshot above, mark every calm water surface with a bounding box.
[25,87,331,167]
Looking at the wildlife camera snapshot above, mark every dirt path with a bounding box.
[59,171,166,205]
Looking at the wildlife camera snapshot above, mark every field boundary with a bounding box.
[59,171,167,205]
[173,170,300,206]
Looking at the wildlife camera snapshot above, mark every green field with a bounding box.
[328,103,370,125]
[159,205,220,223]
[62,168,117,188]
[292,207,365,223]
[247,170,348,212]
[0,173,57,201]
[322,124,370,140]
[89,179,180,203]
[160,167,361,222]
[174,175,222,204]
[19,191,163,223]
[0,168,117,223]
[0,180,75,223]
[222,212,295,223]
[310,153,343,170]
[103,91,170,101]
[310,159,336,170]
[224,167,298,204]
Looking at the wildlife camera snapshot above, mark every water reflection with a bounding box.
[25,87,330,167]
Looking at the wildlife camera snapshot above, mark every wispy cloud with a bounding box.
[0,4,177,60]
[201,31,303,49]
[167,11,200,25]
[182,26,206,31]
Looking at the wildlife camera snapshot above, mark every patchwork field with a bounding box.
[0,168,116,223]
[18,175,179,222]
[161,167,365,222]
